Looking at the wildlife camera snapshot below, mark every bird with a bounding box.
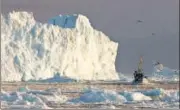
[136,20,143,23]
[152,33,155,36]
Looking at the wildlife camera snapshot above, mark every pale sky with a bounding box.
[1,0,179,74]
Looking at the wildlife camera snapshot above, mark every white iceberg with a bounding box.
[1,11,119,81]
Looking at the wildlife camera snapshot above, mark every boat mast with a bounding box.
[137,56,143,73]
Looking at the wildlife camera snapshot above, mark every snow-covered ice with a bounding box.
[1,11,119,81]
[1,87,67,109]
[1,87,179,109]
[69,88,127,104]
[70,88,179,109]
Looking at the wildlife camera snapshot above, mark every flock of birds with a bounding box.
[136,20,156,36]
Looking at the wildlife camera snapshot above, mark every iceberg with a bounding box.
[1,11,119,81]
[152,62,179,81]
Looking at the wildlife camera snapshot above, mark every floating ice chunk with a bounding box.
[70,88,126,104]
[0,87,67,109]
[131,92,152,101]
[152,62,179,81]
[120,91,152,101]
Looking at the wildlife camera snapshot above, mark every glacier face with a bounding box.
[1,11,119,81]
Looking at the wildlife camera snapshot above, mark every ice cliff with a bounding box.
[1,11,119,81]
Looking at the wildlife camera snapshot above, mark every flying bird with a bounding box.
[152,33,155,36]
[136,20,143,23]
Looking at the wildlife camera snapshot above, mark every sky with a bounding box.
[1,0,179,74]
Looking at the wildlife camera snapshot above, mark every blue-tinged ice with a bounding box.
[48,14,78,28]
